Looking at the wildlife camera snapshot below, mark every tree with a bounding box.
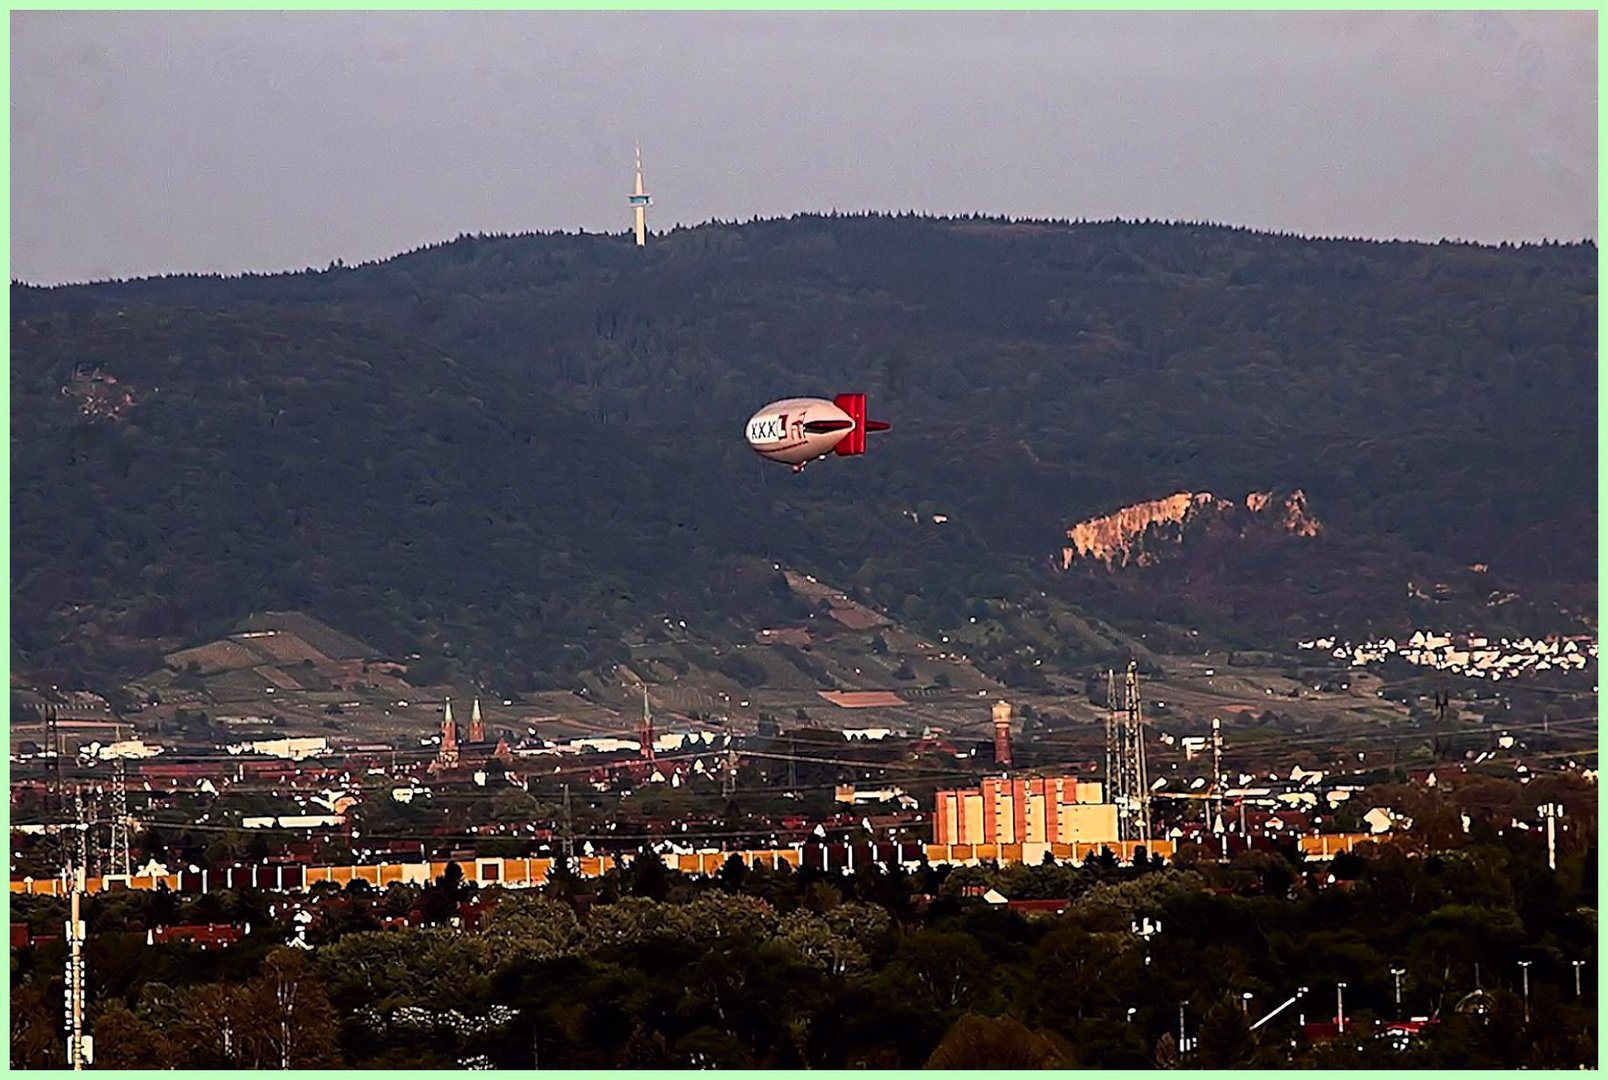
[893,930,990,1013]
[1193,993,1257,1067]
[419,860,468,924]
[625,847,670,902]
[823,901,892,951]
[9,981,64,1068]
[680,891,782,944]
[1028,922,1131,1021]
[252,947,340,1068]
[480,892,581,966]
[618,1023,676,1067]
[583,895,694,949]
[316,927,494,1019]
[90,1000,176,1068]
[717,853,749,893]
[778,910,865,975]
[1073,868,1206,929]
[924,1013,1072,1068]
[675,1025,754,1069]
[172,983,257,1066]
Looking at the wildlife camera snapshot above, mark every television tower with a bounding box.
[628,143,652,247]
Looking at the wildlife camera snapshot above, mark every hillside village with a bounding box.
[1301,631,1597,681]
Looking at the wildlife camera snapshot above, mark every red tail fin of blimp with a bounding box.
[832,393,891,456]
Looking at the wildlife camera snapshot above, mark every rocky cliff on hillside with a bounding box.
[1062,489,1322,572]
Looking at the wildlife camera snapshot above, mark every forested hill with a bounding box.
[11,215,1597,690]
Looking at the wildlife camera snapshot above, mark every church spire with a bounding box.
[438,698,459,768]
[468,698,486,745]
[639,684,656,763]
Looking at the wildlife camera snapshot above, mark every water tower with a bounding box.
[992,700,1013,768]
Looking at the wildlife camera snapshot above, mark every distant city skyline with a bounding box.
[11,9,1597,284]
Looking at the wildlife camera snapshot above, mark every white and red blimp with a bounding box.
[745,392,891,473]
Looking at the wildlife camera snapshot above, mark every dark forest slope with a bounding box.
[11,215,1596,689]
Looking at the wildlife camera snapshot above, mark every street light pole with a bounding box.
[1241,991,1254,1015]
[1336,982,1347,1035]
[1539,803,1561,871]
[1518,961,1532,1024]
[1391,966,1406,1012]
[1572,959,1584,998]
[1250,987,1308,1033]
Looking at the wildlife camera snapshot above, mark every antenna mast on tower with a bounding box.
[66,864,87,1069]
[64,793,89,1070]
[628,143,652,247]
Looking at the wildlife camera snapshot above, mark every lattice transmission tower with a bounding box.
[1104,661,1152,843]
[109,754,132,877]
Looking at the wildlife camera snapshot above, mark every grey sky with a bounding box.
[11,10,1597,285]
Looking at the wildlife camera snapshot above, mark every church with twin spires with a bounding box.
[432,697,511,771]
